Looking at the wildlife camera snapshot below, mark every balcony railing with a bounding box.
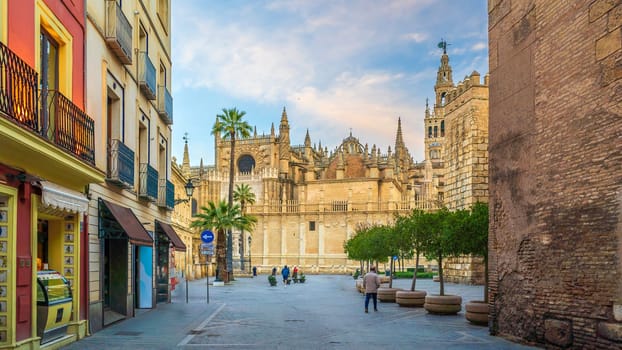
[0,42,38,130]
[157,178,174,210]
[139,163,158,201]
[138,52,156,100]
[1,43,96,166]
[157,85,173,124]
[105,0,132,64]
[40,90,96,165]
[107,139,134,187]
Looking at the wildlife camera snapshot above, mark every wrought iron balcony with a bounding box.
[157,178,175,210]
[138,52,156,100]
[139,163,158,201]
[39,90,96,165]
[157,85,173,125]
[0,42,38,130]
[105,0,132,64]
[107,139,135,188]
[1,42,96,166]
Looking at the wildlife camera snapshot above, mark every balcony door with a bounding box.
[40,29,59,139]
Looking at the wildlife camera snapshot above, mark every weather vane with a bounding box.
[437,38,450,54]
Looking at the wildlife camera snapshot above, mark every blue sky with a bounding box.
[170,0,488,166]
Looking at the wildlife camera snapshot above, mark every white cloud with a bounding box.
[471,42,487,51]
[403,32,428,43]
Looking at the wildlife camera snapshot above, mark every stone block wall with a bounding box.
[489,0,622,348]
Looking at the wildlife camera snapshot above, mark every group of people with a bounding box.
[271,265,299,284]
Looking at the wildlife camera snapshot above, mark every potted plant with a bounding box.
[462,202,489,325]
[299,273,306,283]
[396,210,427,307]
[268,275,277,286]
[421,208,465,315]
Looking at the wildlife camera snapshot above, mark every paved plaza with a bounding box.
[62,275,536,349]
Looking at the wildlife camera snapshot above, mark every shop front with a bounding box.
[97,199,153,326]
[154,221,186,303]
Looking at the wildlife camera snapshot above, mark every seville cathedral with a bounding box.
[175,48,489,281]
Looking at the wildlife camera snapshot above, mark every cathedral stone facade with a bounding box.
[180,49,489,278]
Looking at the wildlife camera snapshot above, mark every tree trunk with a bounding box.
[389,258,394,288]
[226,134,235,282]
[438,254,444,296]
[216,229,227,282]
[410,251,420,291]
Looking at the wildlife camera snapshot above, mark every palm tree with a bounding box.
[190,200,257,282]
[211,108,253,280]
[233,183,256,271]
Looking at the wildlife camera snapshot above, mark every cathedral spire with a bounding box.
[304,129,311,147]
[395,117,405,152]
[280,106,289,125]
[182,132,190,176]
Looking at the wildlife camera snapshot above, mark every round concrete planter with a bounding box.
[377,287,403,302]
[395,290,427,307]
[424,295,462,315]
[465,300,488,325]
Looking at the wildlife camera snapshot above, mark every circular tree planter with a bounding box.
[377,287,403,302]
[465,300,488,325]
[424,295,462,315]
[396,290,427,307]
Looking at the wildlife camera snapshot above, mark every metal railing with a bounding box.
[0,42,38,130]
[105,0,132,64]
[40,90,96,165]
[138,52,156,100]
[139,163,158,201]
[246,199,440,214]
[107,139,134,187]
[157,178,174,210]
[157,85,173,124]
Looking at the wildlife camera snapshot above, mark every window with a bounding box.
[440,121,445,137]
[309,221,316,231]
[139,115,150,165]
[158,132,167,178]
[40,29,59,139]
[159,62,167,88]
[434,126,438,138]
[237,155,255,173]
[191,199,198,216]
[428,126,432,138]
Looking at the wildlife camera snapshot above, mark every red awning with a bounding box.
[156,220,187,252]
[101,200,153,246]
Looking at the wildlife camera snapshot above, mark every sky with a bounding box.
[170,0,488,166]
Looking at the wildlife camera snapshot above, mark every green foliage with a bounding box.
[268,275,277,286]
[394,271,435,279]
[190,200,257,233]
[211,107,253,141]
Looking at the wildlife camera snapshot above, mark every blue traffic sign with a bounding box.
[201,230,215,243]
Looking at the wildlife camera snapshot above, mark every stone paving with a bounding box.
[62,274,537,349]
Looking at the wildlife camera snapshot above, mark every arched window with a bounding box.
[434,126,438,138]
[191,198,198,216]
[428,126,433,138]
[441,92,446,106]
[440,121,445,137]
[237,155,255,173]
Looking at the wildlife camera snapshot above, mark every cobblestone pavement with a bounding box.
[62,274,537,350]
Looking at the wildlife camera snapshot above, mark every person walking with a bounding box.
[363,266,381,313]
[281,265,290,285]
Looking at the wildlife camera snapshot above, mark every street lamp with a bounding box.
[174,179,195,205]
[248,235,252,274]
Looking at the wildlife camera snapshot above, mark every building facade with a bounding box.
[420,47,490,284]
[488,0,621,347]
[84,0,182,333]
[0,0,102,348]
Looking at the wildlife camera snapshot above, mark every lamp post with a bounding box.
[248,235,252,275]
[173,179,195,304]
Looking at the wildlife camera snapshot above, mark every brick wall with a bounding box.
[489,0,622,348]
